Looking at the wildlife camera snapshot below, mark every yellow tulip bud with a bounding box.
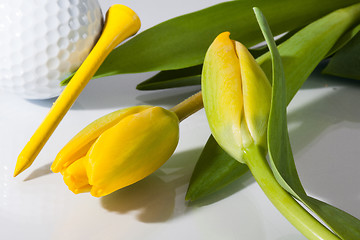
[51,106,179,197]
[202,32,271,163]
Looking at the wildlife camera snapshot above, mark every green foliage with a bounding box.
[187,2,360,203]
[185,136,248,201]
[61,0,358,86]
[136,65,202,90]
[256,5,360,239]
[188,4,360,239]
[323,29,360,80]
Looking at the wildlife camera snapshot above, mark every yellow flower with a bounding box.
[201,32,271,163]
[51,106,179,197]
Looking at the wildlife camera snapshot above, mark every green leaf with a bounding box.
[136,22,360,91]
[63,0,359,84]
[188,6,360,238]
[323,30,360,80]
[257,3,360,104]
[256,8,306,199]
[136,31,297,90]
[303,196,360,239]
[326,24,360,57]
[61,74,73,86]
[187,2,360,202]
[136,65,202,90]
[61,24,360,87]
[185,135,248,201]
[259,5,360,240]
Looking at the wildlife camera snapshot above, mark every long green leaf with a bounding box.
[257,3,360,103]
[323,30,360,80]
[326,24,360,57]
[304,196,360,239]
[136,31,296,90]
[188,4,360,237]
[187,2,360,202]
[136,65,202,90]
[260,5,360,240]
[185,135,248,201]
[65,0,359,84]
[258,9,306,199]
[136,23,360,91]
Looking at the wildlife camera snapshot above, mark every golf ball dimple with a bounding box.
[0,0,103,99]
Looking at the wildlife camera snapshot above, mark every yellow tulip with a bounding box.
[201,32,271,163]
[51,106,179,197]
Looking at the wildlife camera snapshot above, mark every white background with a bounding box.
[1,0,359,239]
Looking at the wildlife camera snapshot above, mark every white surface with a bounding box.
[1,0,359,239]
[0,0,102,99]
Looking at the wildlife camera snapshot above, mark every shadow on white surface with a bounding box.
[23,74,201,112]
[136,87,200,107]
[101,174,176,223]
[288,73,360,218]
[26,97,57,108]
[275,234,306,240]
[100,146,258,223]
[187,170,254,207]
[301,60,360,90]
[100,148,202,222]
[23,162,53,181]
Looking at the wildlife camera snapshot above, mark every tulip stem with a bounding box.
[170,91,203,122]
[244,144,339,240]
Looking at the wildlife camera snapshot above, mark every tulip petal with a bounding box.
[201,32,244,162]
[62,157,92,194]
[85,107,179,197]
[235,42,271,147]
[51,105,152,173]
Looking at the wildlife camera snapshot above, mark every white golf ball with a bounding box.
[0,0,103,99]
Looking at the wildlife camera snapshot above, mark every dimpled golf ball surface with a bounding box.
[0,0,103,99]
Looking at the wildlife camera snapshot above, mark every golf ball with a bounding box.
[0,0,103,99]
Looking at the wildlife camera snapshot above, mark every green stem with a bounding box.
[244,144,339,240]
[170,91,203,122]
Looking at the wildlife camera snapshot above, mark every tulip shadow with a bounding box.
[100,174,176,222]
[100,145,257,222]
[100,148,203,223]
